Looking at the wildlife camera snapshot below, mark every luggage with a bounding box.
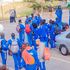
[22,47,35,65]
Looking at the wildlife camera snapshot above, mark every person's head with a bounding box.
[37,13,40,17]
[26,16,28,18]
[41,19,46,25]
[11,33,15,39]
[32,23,38,29]
[36,39,40,46]
[22,43,30,51]
[29,19,32,23]
[31,13,34,18]
[57,5,61,9]
[43,19,46,24]
[18,19,22,24]
[49,19,54,24]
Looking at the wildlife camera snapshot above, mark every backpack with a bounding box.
[10,39,19,53]
[22,47,35,65]
[25,24,31,34]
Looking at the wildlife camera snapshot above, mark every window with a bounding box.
[66,33,70,38]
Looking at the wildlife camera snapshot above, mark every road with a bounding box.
[0,9,70,70]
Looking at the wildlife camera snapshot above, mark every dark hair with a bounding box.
[58,5,61,9]
[31,13,34,16]
[49,19,54,24]
[32,23,38,28]
[18,19,22,23]
[11,33,15,37]
[26,16,28,18]
[41,19,46,25]
[37,14,40,16]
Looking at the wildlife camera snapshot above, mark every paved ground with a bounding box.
[0,9,70,70]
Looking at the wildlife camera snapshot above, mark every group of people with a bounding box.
[0,6,63,70]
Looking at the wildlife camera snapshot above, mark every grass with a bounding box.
[0,2,33,20]
[17,8,33,17]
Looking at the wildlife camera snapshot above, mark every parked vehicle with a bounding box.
[55,29,70,56]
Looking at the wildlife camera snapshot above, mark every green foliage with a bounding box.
[67,4,70,9]
[31,2,41,9]
[23,0,36,2]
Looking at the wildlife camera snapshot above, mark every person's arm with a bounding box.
[1,40,7,50]
[7,40,12,55]
[7,40,12,50]
[17,39,23,49]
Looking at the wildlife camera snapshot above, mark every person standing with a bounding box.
[55,5,62,23]
[7,33,21,70]
[55,6,63,31]
[0,33,8,67]
[16,19,25,42]
[35,14,42,26]
[38,19,49,47]
[10,9,16,23]
[31,23,38,50]
[49,20,56,48]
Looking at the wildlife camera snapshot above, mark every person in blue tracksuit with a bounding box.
[17,19,25,42]
[38,19,49,47]
[49,20,56,48]
[30,23,38,50]
[0,33,8,66]
[7,33,22,70]
[25,16,32,25]
[25,19,32,46]
[32,18,37,26]
[21,43,39,70]
[30,13,34,20]
[29,13,38,25]
[25,15,38,46]
[25,16,29,24]
[35,14,42,26]
[55,17,62,31]
[55,5,62,23]
[27,13,34,24]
